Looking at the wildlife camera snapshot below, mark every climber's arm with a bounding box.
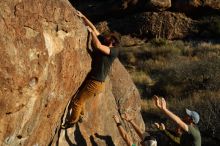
[154,122,180,144]
[164,130,181,144]
[90,30,110,55]
[122,113,143,140]
[113,115,133,146]
[128,120,144,140]
[117,124,133,146]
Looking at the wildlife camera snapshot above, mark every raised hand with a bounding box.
[153,95,162,109]
[86,26,92,33]
[76,10,84,18]
[154,122,160,129]
[160,123,166,130]
[154,122,165,131]
[161,98,167,110]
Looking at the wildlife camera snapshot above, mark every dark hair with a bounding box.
[102,32,120,47]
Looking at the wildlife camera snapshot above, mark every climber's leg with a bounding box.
[67,79,105,124]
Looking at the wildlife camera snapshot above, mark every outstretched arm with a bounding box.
[76,11,100,36]
[164,130,181,144]
[154,123,180,144]
[129,120,143,140]
[122,113,143,140]
[89,29,110,55]
[113,115,133,146]
[153,96,189,132]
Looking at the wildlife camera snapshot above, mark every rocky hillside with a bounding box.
[71,0,220,40]
[71,0,220,19]
[0,0,144,146]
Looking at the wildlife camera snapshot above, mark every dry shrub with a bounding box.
[199,15,220,38]
[151,58,220,98]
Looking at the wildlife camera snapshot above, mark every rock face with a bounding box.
[0,0,90,145]
[0,0,144,146]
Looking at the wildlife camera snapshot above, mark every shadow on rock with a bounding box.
[94,133,115,146]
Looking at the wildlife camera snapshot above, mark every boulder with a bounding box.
[0,0,144,146]
[173,0,202,9]
[96,11,195,40]
[173,0,220,13]
[122,0,172,11]
[70,0,171,21]
[149,0,172,11]
[0,0,90,145]
[203,0,220,10]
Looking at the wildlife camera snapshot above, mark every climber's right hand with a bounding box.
[86,26,92,33]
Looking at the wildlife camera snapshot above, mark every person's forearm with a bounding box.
[82,16,100,35]
[90,31,110,55]
[117,125,133,146]
[163,109,188,131]
[129,120,143,140]
[164,130,180,144]
[91,31,102,48]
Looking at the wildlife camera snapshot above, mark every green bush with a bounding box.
[150,38,168,47]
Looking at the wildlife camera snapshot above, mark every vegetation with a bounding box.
[119,39,220,146]
[199,15,220,38]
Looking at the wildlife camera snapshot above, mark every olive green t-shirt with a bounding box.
[180,125,201,146]
[89,36,119,82]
